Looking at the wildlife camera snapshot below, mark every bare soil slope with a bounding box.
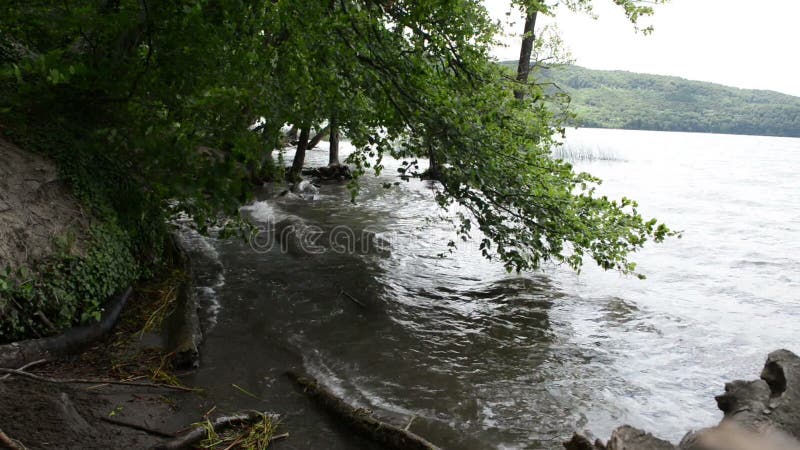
[0,138,88,270]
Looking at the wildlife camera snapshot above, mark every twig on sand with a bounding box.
[0,358,48,381]
[0,368,199,392]
[221,435,244,450]
[100,417,175,438]
[270,433,290,443]
[340,289,367,309]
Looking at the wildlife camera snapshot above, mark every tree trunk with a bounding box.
[329,121,340,166]
[514,9,538,100]
[426,144,441,180]
[290,127,310,177]
[307,124,331,149]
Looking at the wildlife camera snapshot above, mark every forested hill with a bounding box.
[501,62,800,137]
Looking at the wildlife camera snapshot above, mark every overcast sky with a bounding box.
[485,0,800,97]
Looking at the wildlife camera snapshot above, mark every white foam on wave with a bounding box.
[289,334,426,424]
[175,226,225,331]
[176,226,221,261]
[194,287,221,329]
[241,200,285,224]
[288,334,357,400]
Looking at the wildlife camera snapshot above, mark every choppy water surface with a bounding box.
[181,129,800,449]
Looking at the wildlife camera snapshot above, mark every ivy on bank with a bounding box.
[0,222,140,342]
[0,101,167,343]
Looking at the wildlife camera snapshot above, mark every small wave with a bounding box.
[291,335,355,401]
[194,271,225,329]
[194,287,220,327]
[293,334,427,424]
[730,258,783,268]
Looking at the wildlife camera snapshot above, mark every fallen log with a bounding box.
[287,370,440,450]
[152,411,280,450]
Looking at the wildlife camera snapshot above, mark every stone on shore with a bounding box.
[567,349,800,450]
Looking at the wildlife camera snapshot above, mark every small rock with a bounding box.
[569,350,800,450]
[607,425,676,450]
[564,433,605,450]
[564,433,595,450]
[290,179,319,199]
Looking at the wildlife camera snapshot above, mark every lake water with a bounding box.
[179,128,800,449]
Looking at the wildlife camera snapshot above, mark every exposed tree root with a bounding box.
[287,370,440,450]
[0,287,133,369]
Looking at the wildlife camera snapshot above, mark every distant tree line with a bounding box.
[501,62,800,138]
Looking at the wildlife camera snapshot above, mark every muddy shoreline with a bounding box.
[0,230,379,450]
[0,279,206,449]
[3,231,800,449]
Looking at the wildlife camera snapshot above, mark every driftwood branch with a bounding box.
[340,289,367,309]
[269,432,289,443]
[0,368,198,392]
[100,417,175,438]
[152,412,280,450]
[287,370,440,450]
[0,358,47,381]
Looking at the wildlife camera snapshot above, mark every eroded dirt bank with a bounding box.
[0,138,89,270]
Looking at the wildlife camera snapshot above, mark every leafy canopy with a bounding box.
[512,0,668,33]
[0,0,673,276]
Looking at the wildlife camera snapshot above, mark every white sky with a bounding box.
[485,0,800,97]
